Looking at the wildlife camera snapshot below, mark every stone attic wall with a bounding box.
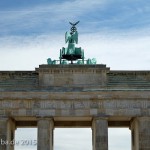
[107,71,150,89]
[0,71,39,91]
[0,68,150,91]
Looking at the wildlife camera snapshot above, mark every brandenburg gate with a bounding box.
[0,22,150,150]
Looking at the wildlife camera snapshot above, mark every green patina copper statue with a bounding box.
[47,21,97,65]
[60,21,84,64]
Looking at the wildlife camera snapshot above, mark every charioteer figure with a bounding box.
[60,21,84,64]
[47,21,96,65]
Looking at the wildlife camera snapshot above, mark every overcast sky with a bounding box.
[0,0,150,70]
[1,0,150,149]
[15,128,131,150]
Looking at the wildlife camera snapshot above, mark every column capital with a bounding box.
[130,117,150,124]
[136,116,150,121]
[37,117,54,121]
[37,117,54,129]
[92,116,108,122]
[92,117,108,130]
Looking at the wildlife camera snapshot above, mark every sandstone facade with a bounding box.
[0,64,150,150]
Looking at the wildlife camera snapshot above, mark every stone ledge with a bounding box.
[38,64,108,69]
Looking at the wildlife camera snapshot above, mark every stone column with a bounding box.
[7,118,16,150]
[0,117,16,150]
[92,117,108,150]
[0,118,8,150]
[130,117,150,150]
[37,118,54,150]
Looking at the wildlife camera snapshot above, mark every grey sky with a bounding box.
[15,128,131,150]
